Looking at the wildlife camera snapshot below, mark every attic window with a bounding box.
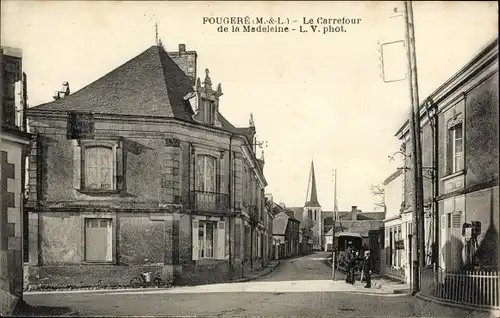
[205,100,215,125]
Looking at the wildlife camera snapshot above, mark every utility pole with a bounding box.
[403,0,425,295]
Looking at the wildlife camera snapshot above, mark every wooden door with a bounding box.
[85,218,112,262]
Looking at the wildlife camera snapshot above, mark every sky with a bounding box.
[1,1,498,212]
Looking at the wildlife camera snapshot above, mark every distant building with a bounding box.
[287,161,323,251]
[381,169,408,282]
[272,210,300,259]
[25,43,269,288]
[1,46,31,316]
[323,207,385,249]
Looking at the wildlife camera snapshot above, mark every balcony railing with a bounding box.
[191,191,229,213]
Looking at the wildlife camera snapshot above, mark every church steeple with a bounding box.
[305,160,321,207]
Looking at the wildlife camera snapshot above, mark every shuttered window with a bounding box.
[76,140,123,192]
[85,147,113,190]
[160,151,181,203]
[233,158,242,210]
[192,219,226,260]
[196,155,217,192]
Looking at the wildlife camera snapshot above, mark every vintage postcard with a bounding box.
[1,1,498,317]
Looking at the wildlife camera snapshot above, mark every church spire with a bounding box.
[305,160,321,207]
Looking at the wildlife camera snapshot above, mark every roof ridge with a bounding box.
[157,47,195,120]
[31,46,162,110]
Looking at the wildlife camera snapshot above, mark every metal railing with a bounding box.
[191,191,229,213]
[421,266,499,309]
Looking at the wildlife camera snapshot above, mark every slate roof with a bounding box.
[28,45,258,144]
[287,207,304,222]
[273,212,290,235]
[30,46,195,120]
[322,211,385,223]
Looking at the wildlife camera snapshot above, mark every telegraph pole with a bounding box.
[403,0,425,295]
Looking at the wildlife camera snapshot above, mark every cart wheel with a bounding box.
[130,277,142,288]
[154,277,166,288]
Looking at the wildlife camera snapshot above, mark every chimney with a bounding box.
[351,206,358,221]
[52,81,70,100]
[168,44,197,86]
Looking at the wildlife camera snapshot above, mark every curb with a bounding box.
[416,292,500,317]
[25,261,282,295]
[231,260,281,283]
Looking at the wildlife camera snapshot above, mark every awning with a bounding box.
[335,232,363,238]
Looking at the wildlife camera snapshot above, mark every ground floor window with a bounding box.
[85,218,113,262]
[198,220,215,258]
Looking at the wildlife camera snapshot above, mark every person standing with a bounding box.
[363,250,372,288]
[345,242,355,284]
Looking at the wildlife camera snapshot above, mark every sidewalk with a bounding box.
[324,257,410,294]
[231,259,281,283]
[25,260,282,296]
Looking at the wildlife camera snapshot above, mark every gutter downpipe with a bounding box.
[228,133,235,279]
[426,99,439,274]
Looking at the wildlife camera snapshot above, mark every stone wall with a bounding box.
[1,137,29,316]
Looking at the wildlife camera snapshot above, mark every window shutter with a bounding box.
[192,220,199,261]
[452,211,462,229]
[73,143,81,189]
[217,221,226,260]
[216,157,222,193]
[220,154,227,194]
[115,141,124,190]
[233,158,242,210]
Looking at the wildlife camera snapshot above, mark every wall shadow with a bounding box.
[14,302,77,317]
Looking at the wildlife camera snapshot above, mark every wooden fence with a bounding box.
[421,266,499,309]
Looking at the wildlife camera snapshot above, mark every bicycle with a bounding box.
[130,271,166,288]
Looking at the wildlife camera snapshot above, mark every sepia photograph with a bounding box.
[1,1,498,317]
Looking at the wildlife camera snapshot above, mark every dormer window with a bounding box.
[205,100,215,125]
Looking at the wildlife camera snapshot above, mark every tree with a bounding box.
[370,184,386,211]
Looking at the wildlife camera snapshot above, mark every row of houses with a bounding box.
[0,42,311,315]
[381,38,499,309]
[268,160,386,265]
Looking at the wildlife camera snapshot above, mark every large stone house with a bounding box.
[24,43,270,288]
[1,46,31,316]
[395,38,498,275]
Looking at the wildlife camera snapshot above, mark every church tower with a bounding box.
[303,161,323,251]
